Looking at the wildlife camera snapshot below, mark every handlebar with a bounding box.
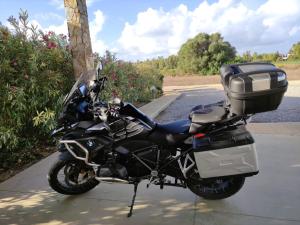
[92,101,121,122]
[88,76,124,122]
[90,76,108,103]
[91,76,107,93]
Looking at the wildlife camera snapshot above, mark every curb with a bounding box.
[163,79,300,94]
[163,84,223,94]
[139,93,182,118]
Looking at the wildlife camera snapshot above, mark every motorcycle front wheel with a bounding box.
[48,158,99,195]
[187,176,245,200]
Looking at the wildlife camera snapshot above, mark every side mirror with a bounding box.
[112,97,121,105]
[96,61,103,80]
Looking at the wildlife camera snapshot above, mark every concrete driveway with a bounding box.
[1,133,300,225]
[1,82,300,225]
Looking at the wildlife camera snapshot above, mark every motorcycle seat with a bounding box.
[148,119,190,146]
[156,119,191,134]
[190,106,227,124]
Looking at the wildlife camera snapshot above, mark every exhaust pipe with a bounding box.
[95,177,129,184]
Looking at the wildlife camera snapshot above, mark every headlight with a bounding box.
[278,72,286,82]
[79,84,88,96]
[89,80,95,87]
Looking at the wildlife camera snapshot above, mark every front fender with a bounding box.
[51,126,66,137]
[58,151,75,161]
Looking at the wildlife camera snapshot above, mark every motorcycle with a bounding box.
[48,62,288,217]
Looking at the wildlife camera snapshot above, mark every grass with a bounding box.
[275,60,300,64]
[275,60,300,68]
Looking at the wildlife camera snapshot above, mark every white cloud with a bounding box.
[5,19,44,37]
[50,0,64,10]
[117,0,300,59]
[45,20,68,35]
[86,0,100,7]
[118,6,189,57]
[289,26,300,36]
[89,10,107,54]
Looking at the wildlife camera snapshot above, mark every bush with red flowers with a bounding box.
[0,10,163,171]
[96,51,163,103]
[0,10,74,168]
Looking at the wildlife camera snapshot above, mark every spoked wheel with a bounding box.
[187,176,245,200]
[48,158,99,195]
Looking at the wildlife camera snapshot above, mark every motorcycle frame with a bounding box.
[60,136,195,186]
[59,114,251,186]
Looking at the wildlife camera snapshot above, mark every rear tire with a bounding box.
[48,158,99,195]
[187,177,245,200]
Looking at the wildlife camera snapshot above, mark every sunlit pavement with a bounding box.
[1,83,300,225]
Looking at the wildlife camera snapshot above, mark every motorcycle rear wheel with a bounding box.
[48,158,99,195]
[187,176,245,200]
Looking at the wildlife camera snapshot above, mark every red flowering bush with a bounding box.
[97,51,163,103]
[0,11,74,168]
[0,10,163,169]
[42,31,68,49]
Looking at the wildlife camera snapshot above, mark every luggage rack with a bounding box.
[189,100,251,123]
[188,99,252,135]
[205,113,252,136]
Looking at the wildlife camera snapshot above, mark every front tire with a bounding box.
[187,177,245,200]
[48,158,99,195]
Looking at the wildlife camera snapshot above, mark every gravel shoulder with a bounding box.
[163,67,300,87]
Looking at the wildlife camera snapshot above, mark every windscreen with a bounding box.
[63,70,96,105]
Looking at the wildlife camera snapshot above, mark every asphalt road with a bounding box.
[156,82,300,123]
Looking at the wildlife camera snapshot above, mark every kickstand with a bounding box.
[127,182,139,217]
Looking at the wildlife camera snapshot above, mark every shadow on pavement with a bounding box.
[0,187,201,225]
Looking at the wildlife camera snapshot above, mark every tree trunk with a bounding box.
[64,0,94,80]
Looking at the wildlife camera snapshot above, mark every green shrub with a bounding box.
[177,33,236,75]
[134,33,236,76]
[0,11,74,168]
[96,51,163,103]
[289,42,300,60]
[0,11,163,169]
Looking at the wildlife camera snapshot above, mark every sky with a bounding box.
[0,0,300,60]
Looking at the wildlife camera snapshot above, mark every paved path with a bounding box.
[139,93,181,118]
[159,80,300,123]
